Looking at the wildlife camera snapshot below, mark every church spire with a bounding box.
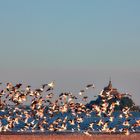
[108,78,112,90]
[104,78,112,91]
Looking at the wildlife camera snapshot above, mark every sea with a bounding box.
[0,108,140,133]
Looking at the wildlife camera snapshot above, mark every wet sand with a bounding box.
[1,134,140,140]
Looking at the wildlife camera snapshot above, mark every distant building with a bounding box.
[103,80,121,98]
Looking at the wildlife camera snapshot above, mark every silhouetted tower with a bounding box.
[104,79,113,91]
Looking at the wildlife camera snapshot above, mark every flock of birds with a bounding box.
[0,81,140,136]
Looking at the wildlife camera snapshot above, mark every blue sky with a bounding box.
[0,1,140,104]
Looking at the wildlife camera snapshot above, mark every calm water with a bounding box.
[1,108,140,133]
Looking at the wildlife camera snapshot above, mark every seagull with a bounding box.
[109,116,114,122]
[46,81,55,92]
[89,122,94,130]
[15,83,22,89]
[123,128,130,135]
[68,119,75,125]
[82,96,88,102]
[46,93,54,99]
[26,85,31,91]
[86,84,95,89]
[83,130,92,136]
[42,84,48,89]
[79,90,85,96]
[0,81,137,136]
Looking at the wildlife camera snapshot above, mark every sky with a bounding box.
[0,0,140,104]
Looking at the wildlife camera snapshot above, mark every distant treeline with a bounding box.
[86,96,140,112]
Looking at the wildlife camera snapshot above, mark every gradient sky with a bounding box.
[0,0,140,104]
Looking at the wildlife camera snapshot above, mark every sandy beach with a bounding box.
[1,134,140,140]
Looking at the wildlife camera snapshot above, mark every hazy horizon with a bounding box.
[0,1,140,105]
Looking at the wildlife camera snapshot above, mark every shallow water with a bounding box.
[1,108,140,133]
